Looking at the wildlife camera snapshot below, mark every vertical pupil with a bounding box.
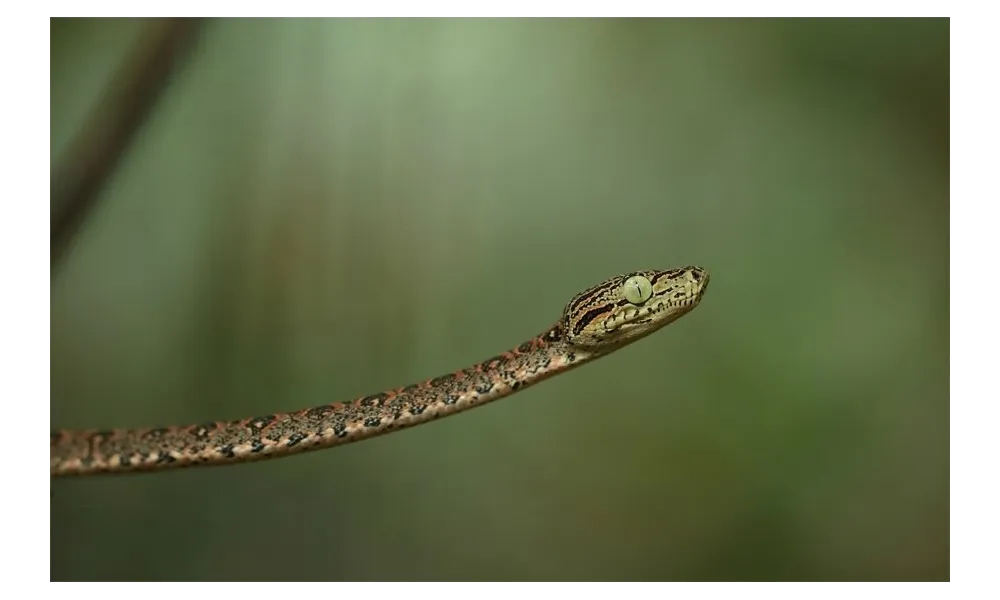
[626,277,645,303]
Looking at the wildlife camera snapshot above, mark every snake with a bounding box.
[51,266,709,477]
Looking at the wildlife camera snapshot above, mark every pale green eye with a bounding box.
[623,275,652,304]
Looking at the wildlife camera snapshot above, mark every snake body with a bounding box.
[51,266,709,477]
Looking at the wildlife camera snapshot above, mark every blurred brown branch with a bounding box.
[50,18,206,269]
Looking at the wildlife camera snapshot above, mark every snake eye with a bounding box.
[623,275,652,305]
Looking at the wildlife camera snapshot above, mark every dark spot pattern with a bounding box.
[286,432,308,447]
[193,423,217,438]
[95,430,115,439]
[430,374,456,387]
[249,415,276,433]
[484,355,508,369]
[360,393,388,408]
[307,405,335,419]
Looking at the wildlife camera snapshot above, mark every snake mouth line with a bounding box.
[620,295,698,329]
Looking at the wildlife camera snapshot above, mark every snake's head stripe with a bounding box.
[562,266,709,352]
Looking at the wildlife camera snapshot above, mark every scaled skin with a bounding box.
[51,266,709,477]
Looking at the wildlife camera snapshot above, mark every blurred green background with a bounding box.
[50,18,949,581]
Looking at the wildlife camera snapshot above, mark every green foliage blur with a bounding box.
[50,18,948,581]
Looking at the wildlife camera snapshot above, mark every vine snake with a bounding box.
[51,266,709,477]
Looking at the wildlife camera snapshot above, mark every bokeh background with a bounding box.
[50,18,949,581]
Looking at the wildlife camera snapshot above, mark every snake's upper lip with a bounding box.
[691,266,710,294]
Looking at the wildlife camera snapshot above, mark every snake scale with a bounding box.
[51,266,709,477]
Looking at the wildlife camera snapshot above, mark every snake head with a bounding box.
[562,266,709,352]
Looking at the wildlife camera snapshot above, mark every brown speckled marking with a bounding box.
[51,267,709,477]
